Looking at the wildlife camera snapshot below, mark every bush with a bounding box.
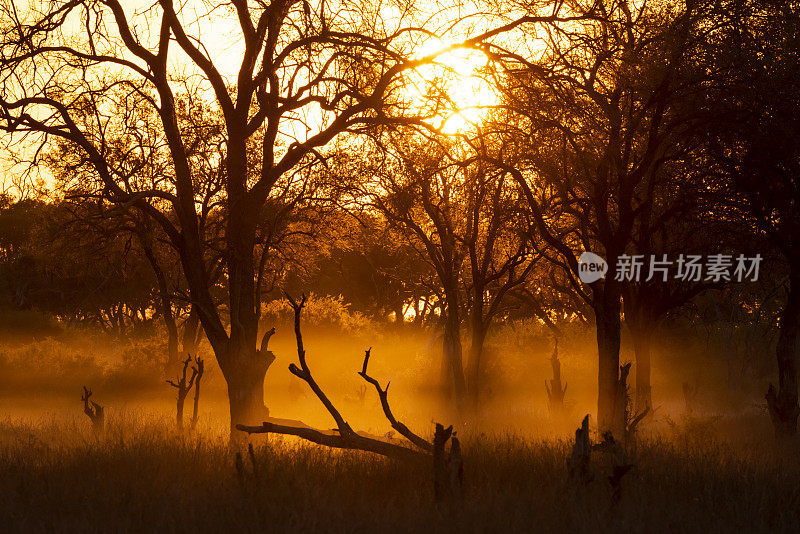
[261,293,378,335]
[0,308,63,342]
[0,336,172,396]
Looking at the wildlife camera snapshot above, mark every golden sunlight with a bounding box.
[408,37,499,134]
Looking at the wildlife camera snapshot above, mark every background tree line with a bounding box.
[0,0,798,438]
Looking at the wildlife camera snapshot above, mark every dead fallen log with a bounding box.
[358,347,433,453]
[237,419,424,462]
[237,292,463,504]
[236,293,438,461]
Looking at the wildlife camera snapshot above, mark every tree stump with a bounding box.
[567,414,592,483]
[433,423,463,506]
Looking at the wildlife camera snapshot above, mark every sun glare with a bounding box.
[408,38,499,134]
[163,3,500,138]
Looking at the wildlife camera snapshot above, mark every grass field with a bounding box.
[0,322,788,532]
[0,408,797,533]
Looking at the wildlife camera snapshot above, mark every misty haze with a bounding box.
[0,0,798,532]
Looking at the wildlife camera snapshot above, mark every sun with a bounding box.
[407,37,499,134]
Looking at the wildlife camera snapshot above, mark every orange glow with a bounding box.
[407,37,499,134]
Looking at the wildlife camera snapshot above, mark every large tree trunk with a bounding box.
[767,271,800,437]
[223,187,269,433]
[173,162,271,434]
[594,282,622,432]
[223,344,272,434]
[442,282,466,409]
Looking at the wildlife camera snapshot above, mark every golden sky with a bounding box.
[0,0,539,195]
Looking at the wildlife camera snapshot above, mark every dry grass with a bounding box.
[0,411,798,533]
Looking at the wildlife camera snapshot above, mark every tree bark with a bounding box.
[767,270,800,437]
[594,282,622,432]
[224,346,272,434]
[220,167,271,433]
[442,281,466,409]
[174,182,271,435]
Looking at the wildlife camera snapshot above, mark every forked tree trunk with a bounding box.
[213,196,275,435]
[167,356,198,432]
[81,386,104,436]
[594,283,622,432]
[767,271,800,438]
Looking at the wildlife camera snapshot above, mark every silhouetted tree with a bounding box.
[704,0,800,436]
[484,0,714,430]
[0,1,520,432]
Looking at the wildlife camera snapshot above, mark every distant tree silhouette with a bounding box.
[705,0,800,436]
[484,0,715,430]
